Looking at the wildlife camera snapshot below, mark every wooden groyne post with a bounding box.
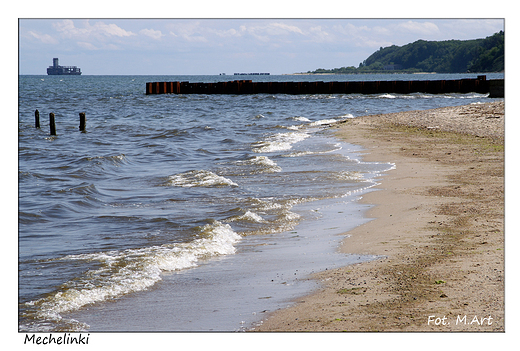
[146,76,503,96]
[489,79,505,98]
[35,109,40,128]
[79,112,86,132]
[49,113,56,136]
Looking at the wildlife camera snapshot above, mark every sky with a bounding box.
[18,18,504,75]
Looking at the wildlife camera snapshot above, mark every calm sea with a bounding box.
[18,73,503,331]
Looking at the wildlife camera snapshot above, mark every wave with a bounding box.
[283,144,343,158]
[336,113,354,119]
[291,116,311,122]
[168,170,238,187]
[283,115,353,132]
[229,197,303,234]
[84,153,127,165]
[20,221,241,331]
[234,155,282,173]
[377,93,397,99]
[252,131,310,153]
[308,119,340,127]
[248,197,284,212]
[333,171,364,181]
[226,210,266,223]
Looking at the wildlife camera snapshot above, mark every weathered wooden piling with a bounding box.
[49,113,56,136]
[489,79,505,98]
[79,112,86,132]
[35,109,40,128]
[145,76,503,97]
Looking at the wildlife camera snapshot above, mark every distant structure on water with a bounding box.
[47,58,82,75]
[234,72,270,75]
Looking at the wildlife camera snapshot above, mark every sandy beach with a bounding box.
[254,101,504,332]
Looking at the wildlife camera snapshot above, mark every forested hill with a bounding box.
[309,31,504,74]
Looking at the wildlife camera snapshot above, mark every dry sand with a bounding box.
[254,101,504,332]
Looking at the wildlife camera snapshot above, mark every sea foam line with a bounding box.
[234,155,282,173]
[168,170,238,187]
[252,131,310,153]
[23,222,241,329]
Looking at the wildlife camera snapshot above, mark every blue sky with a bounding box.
[19,18,504,75]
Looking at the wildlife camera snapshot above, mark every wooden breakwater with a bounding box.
[146,75,504,97]
[34,109,87,135]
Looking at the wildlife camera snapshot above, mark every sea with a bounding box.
[18,73,504,332]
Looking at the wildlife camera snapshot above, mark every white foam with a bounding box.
[308,119,339,127]
[283,143,342,158]
[235,156,282,173]
[249,198,283,211]
[169,170,238,187]
[292,116,311,122]
[25,222,241,326]
[460,93,486,99]
[248,156,282,172]
[335,171,364,181]
[227,210,266,223]
[377,93,397,99]
[252,132,310,153]
[281,210,301,221]
[283,151,313,157]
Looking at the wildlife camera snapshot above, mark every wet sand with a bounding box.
[254,101,505,332]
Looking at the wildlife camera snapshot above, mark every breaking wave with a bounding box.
[169,170,238,187]
[21,221,241,331]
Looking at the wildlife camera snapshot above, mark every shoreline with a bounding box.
[254,101,504,331]
[286,71,504,75]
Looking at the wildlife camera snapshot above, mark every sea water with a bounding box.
[18,73,503,331]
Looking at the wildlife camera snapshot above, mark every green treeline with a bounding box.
[309,31,504,74]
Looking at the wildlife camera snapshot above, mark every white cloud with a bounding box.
[329,21,441,48]
[269,22,304,35]
[76,42,120,50]
[52,19,77,38]
[46,20,138,52]
[77,41,98,50]
[183,34,208,43]
[27,31,58,44]
[232,22,305,44]
[439,19,503,39]
[371,26,390,36]
[96,22,136,37]
[140,28,163,40]
[52,20,136,40]
[395,21,440,36]
[332,23,369,37]
[246,22,305,38]
[166,22,209,43]
[360,39,394,49]
[165,21,304,47]
[325,23,380,48]
[309,26,332,42]
[210,27,242,38]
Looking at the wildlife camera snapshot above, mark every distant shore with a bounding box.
[254,101,504,331]
[285,71,438,75]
